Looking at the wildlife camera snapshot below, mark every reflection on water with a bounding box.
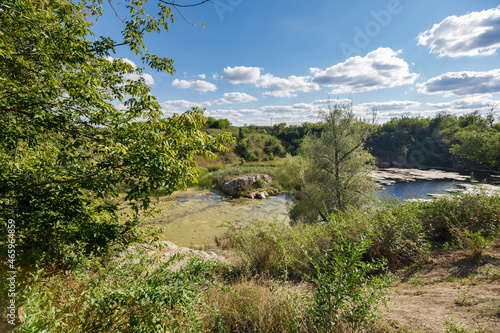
[378,181,465,202]
[152,181,469,247]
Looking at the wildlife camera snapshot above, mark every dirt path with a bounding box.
[381,247,500,332]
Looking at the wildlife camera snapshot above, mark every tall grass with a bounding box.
[219,189,500,275]
[3,189,498,332]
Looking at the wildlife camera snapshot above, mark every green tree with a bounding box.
[279,104,376,223]
[0,0,230,262]
[451,129,500,170]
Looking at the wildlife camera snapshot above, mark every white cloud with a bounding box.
[214,92,258,104]
[223,66,261,84]
[106,56,155,85]
[197,74,206,79]
[418,7,500,57]
[357,100,421,112]
[426,95,498,111]
[417,69,500,96]
[255,74,320,97]
[355,100,422,121]
[223,66,319,97]
[260,103,315,114]
[312,98,352,107]
[172,79,217,92]
[160,100,211,116]
[124,73,155,85]
[311,48,419,94]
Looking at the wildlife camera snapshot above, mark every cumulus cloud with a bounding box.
[214,92,258,104]
[310,48,419,94]
[418,7,500,57]
[417,69,500,96]
[260,104,314,114]
[106,56,155,85]
[223,66,261,84]
[172,79,217,92]
[354,100,421,120]
[426,95,498,111]
[255,74,320,97]
[357,100,421,112]
[223,66,320,97]
[159,100,211,116]
[312,99,352,107]
[124,72,155,85]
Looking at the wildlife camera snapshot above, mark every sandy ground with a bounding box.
[380,245,500,332]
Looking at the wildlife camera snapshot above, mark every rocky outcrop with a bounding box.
[218,174,273,197]
[370,168,470,186]
[248,190,268,199]
[114,241,226,270]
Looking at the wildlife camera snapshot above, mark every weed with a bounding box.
[306,236,390,332]
[409,278,424,285]
[455,286,479,306]
[476,305,500,318]
[13,249,227,332]
[443,316,488,333]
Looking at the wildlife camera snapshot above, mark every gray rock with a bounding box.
[218,174,272,196]
[255,191,268,199]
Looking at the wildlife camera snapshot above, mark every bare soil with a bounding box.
[380,244,500,332]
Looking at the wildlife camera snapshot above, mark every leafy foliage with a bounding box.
[205,117,231,129]
[307,237,389,332]
[279,104,376,223]
[0,0,231,262]
[451,129,500,170]
[367,111,500,170]
[13,250,226,332]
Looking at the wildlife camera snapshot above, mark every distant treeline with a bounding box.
[207,111,500,171]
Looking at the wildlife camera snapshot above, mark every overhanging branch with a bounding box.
[158,0,211,7]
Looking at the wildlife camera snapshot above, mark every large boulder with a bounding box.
[218,174,272,197]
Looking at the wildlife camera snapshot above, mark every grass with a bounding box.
[443,317,488,333]
[2,188,499,332]
[455,286,479,306]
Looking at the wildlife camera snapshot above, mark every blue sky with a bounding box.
[93,0,500,125]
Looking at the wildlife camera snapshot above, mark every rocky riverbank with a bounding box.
[370,168,470,187]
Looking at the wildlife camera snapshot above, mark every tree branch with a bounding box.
[158,0,211,8]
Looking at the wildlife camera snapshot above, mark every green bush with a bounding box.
[12,250,226,332]
[415,190,500,248]
[329,201,429,268]
[307,237,389,332]
[264,137,286,157]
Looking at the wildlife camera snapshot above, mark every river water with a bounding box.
[149,180,473,247]
[378,180,463,201]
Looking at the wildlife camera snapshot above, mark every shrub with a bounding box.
[206,279,310,332]
[307,236,390,332]
[12,249,226,332]
[220,220,330,280]
[415,190,500,248]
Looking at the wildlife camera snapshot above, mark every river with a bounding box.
[148,179,479,247]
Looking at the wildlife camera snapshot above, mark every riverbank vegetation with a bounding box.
[200,109,500,173]
[1,0,500,332]
[2,190,499,331]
